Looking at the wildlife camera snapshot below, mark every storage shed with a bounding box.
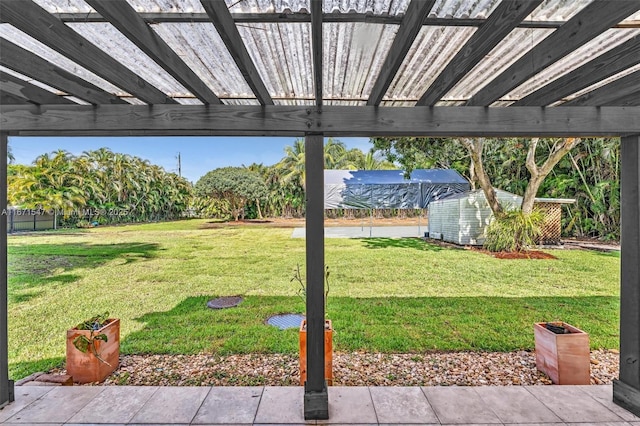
[428,189,574,245]
[324,169,470,210]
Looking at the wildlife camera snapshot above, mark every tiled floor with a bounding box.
[1,384,638,425]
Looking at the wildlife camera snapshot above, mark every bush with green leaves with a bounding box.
[484,209,544,252]
[195,167,268,221]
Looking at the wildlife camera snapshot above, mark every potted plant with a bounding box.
[66,312,120,383]
[533,321,590,385]
[292,264,333,386]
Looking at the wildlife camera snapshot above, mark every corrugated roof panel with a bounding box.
[625,10,640,22]
[0,65,66,95]
[444,28,554,101]
[125,97,147,104]
[323,22,398,102]
[322,0,410,15]
[151,23,254,98]
[223,98,261,105]
[527,0,593,21]
[275,99,315,105]
[225,0,309,14]
[237,23,312,100]
[64,96,91,105]
[176,98,204,105]
[66,22,191,97]
[326,100,367,106]
[559,63,640,103]
[385,26,476,102]
[0,24,133,99]
[429,0,501,19]
[503,28,640,101]
[127,0,204,13]
[380,100,415,106]
[32,0,92,13]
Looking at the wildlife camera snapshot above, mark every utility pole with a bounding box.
[177,152,181,177]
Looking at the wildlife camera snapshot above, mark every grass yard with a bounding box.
[7,219,620,379]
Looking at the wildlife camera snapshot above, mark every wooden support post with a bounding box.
[614,134,640,416]
[0,132,13,407]
[303,133,328,420]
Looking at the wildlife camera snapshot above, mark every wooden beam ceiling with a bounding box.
[0,71,75,105]
[514,35,640,106]
[86,0,221,105]
[467,0,640,106]
[0,91,32,105]
[367,0,436,106]
[311,0,323,107]
[2,105,639,137]
[562,71,640,106]
[0,0,176,105]
[0,39,127,105]
[417,0,543,106]
[200,0,273,105]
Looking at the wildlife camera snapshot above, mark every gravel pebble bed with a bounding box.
[66,349,619,387]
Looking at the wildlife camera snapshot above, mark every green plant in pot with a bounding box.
[66,312,120,383]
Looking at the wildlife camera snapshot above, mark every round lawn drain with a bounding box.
[207,296,243,309]
[266,313,305,330]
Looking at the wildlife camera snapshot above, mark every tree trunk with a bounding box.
[459,138,503,217]
[522,137,582,214]
[256,198,263,219]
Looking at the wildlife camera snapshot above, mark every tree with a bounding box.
[7,142,14,164]
[195,167,268,221]
[373,137,581,217]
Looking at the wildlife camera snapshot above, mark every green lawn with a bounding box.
[7,219,621,379]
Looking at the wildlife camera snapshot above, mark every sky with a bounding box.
[8,136,375,183]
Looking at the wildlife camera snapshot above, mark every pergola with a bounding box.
[1,0,640,419]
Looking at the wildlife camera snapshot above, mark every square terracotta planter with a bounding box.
[66,318,120,384]
[534,322,590,385]
[299,319,333,386]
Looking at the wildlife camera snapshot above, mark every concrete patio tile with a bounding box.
[0,386,54,422]
[503,424,566,426]
[563,423,632,426]
[191,386,263,424]
[577,385,640,422]
[130,386,210,424]
[369,387,439,424]
[316,387,377,424]
[474,385,563,424]
[253,386,309,424]
[4,385,103,423]
[68,386,158,424]
[421,386,501,424]
[526,385,624,423]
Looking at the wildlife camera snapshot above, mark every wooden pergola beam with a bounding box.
[467,0,640,106]
[86,0,221,105]
[515,35,640,106]
[311,0,323,107]
[0,0,176,105]
[0,40,126,105]
[0,132,12,408]
[367,0,436,106]
[562,71,640,106]
[2,105,639,137]
[417,0,543,106]
[0,71,76,105]
[200,0,273,105]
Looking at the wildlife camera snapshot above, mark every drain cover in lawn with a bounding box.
[207,296,243,309]
[266,313,305,330]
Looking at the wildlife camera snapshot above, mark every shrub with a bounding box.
[484,209,544,252]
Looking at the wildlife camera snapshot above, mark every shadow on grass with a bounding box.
[9,357,65,381]
[121,295,619,357]
[360,237,443,251]
[8,242,160,303]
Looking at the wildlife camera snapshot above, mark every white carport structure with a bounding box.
[1,0,640,420]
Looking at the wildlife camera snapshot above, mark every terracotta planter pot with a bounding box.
[534,322,590,385]
[299,319,333,386]
[66,318,120,384]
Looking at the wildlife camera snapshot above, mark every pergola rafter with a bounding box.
[0,0,176,105]
[2,0,640,420]
[86,0,221,105]
[467,0,640,106]
[200,0,273,105]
